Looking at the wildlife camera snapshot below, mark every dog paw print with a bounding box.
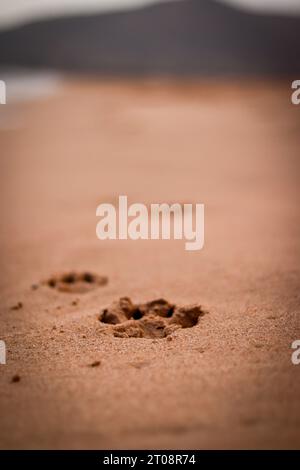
[99,297,205,339]
[44,271,108,294]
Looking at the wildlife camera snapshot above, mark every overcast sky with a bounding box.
[0,0,299,28]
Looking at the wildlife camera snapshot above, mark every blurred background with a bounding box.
[1,0,300,78]
[1,0,300,450]
[0,0,299,103]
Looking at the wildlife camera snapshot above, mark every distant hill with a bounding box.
[0,0,299,76]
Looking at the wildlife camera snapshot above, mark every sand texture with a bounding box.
[0,80,300,449]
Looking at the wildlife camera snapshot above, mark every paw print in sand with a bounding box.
[45,271,108,294]
[99,297,205,339]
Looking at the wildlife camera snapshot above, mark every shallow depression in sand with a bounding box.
[45,271,108,294]
[99,297,205,339]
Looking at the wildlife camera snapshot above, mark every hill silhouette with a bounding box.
[0,0,299,76]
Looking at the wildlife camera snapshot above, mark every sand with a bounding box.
[0,79,300,449]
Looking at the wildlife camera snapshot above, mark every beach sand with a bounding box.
[0,79,299,449]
